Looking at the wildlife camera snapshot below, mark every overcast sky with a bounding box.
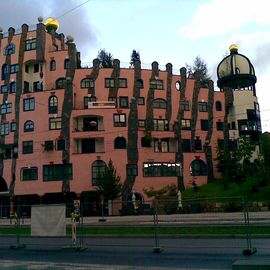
[1,0,270,131]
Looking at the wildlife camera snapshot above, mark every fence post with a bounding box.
[242,196,256,255]
[153,199,162,253]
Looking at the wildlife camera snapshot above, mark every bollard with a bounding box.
[153,199,163,253]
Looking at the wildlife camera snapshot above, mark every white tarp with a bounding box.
[31,204,66,236]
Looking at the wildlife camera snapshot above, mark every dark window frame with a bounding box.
[48,95,58,114]
[24,120,34,132]
[143,162,181,177]
[43,163,73,181]
[113,113,126,127]
[25,38,37,51]
[49,117,62,130]
[23,98,35,111]
[22,140,33,154]
[198,102,208,112]
[21,167,38,181]
[92,160,107,186]
[119,96,129,108]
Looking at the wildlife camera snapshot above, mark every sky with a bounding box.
[1,0,270,132]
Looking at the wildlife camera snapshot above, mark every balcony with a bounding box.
[73,115,104,132]
[73,138,104,154]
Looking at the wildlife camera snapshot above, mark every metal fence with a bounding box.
[0,196,269,254]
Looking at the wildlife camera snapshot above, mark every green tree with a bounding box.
[130,49,140,67]
[261,132,270,166]
[186,56,211,87]
[95,159,122,201]
[97,49,113,68]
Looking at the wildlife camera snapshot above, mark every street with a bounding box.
[0,236,269,269]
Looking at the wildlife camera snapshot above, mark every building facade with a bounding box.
[0,19,261,213]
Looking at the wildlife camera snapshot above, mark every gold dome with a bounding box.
[229,44,238,53]
[44,17,59,32]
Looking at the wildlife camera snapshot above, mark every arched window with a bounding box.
[4,43,15,55]
[55,78,66,89]
[136,79,144,88]
[50,60,56,71]
[81,78,94,88]
[216,101,222,111]
[64,59,70,69]
[92,160,107,185]
[48,95,58,114]
[10,82,16,93]
[2,64,8,80]
[153,98,167,109]
[114,136,126,149]
[24,120,34,132]
[190,159,207,176]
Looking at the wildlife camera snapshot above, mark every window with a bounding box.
[22,141,33,154]
[201,119,209,131]
[216,101,222,111]
[10,64,19,74]
[10,82,16,93]
[25,39,36,51]
[119,96,129,108]
[190,160,207,176]
[48,95,58,114]
[180,100,190,111]
[1,103,12,114]
[113,113,126,127]
[81,78,94,88]
[126,164,138,176]
[105,78,115,88]
[21,167,38,181]
[182,139,191,152]
[195,138,202,151]
[0,85,8,94]
[138,120,145,128]
[108,97,117,107]
[56,138,66,150]
[92,160,107,185]
[137,97,145,105]
[34,64,39,73]
[198,102,208,112]
[24,120,34,132]
[44,140,54,151]
[150,79,164,90]
[43,163,72,181]
[64,59,70,69]
[114,136,127,149]
[23,98,35,111]
[154,139,169,152]
[231,121,236,130]
[55,78,66,89]
[0,122,9,135]
[52,44,58,51]
[216,121,224,131]
[50,60,56,71]
[25,65,29,73]
[181,119,191,130]
[10,121,16,132]
[24,81,30,93]
[33,81,43,92]
[49,117,62,130]
[84,96,96,108]
[136,79,144,88]
[2,64,8,80]
[175,81,181,91]
[154,119,169,131]
[118,78,127,88]
[4,43,15,55]
[153,98,167,109]
[143,162,181,177]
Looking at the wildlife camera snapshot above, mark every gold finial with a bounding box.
[229,44,238,53]
[44,17,59,33]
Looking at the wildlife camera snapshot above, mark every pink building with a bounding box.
[0,19,261,215]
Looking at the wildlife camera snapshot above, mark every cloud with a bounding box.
[179,0,270,39]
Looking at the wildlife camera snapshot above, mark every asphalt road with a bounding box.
[0,236,269,269]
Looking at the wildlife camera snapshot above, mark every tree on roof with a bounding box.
[130,49,140,67]
[97,49,114,68]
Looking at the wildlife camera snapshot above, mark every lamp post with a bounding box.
[177,190,182,210]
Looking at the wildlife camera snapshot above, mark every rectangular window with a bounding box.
[181,119,191,130]
[216,121,224,131]
[56,139,66,150]
[232,121,236,130]
[198,102,208,112]
[0,85,8,93]
[108,97,117,107]
[126,164,138,176]
[201,119,209,131]
[105,78,115,88]
[34,64,39,73]
[10,121,16,132]
[119,96,129,108]
[150,79,164,90]
[43,163,73,181]
[25,38,36,51]
[84,96,97,108]
[22,140,33,154]
[25,65,29,73]
[137,97,145,105]
[182,139,191,152]
[24,81,30,93]
[118,78,127,88]
[138,120,145,128]
[10,64,19,74]
[113,113,126,127]
[21,167,38,181]
[1,103,12,114]
[33,81,43,92]
[49,117,62,130]
[154,139,169,152]
[195,138,202,151]
[180,100,190,111]
[153,119,169,131]
[23,98,35,111]
[143,162,181,177]
[44,140,54,151]
[0,122,9,135]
